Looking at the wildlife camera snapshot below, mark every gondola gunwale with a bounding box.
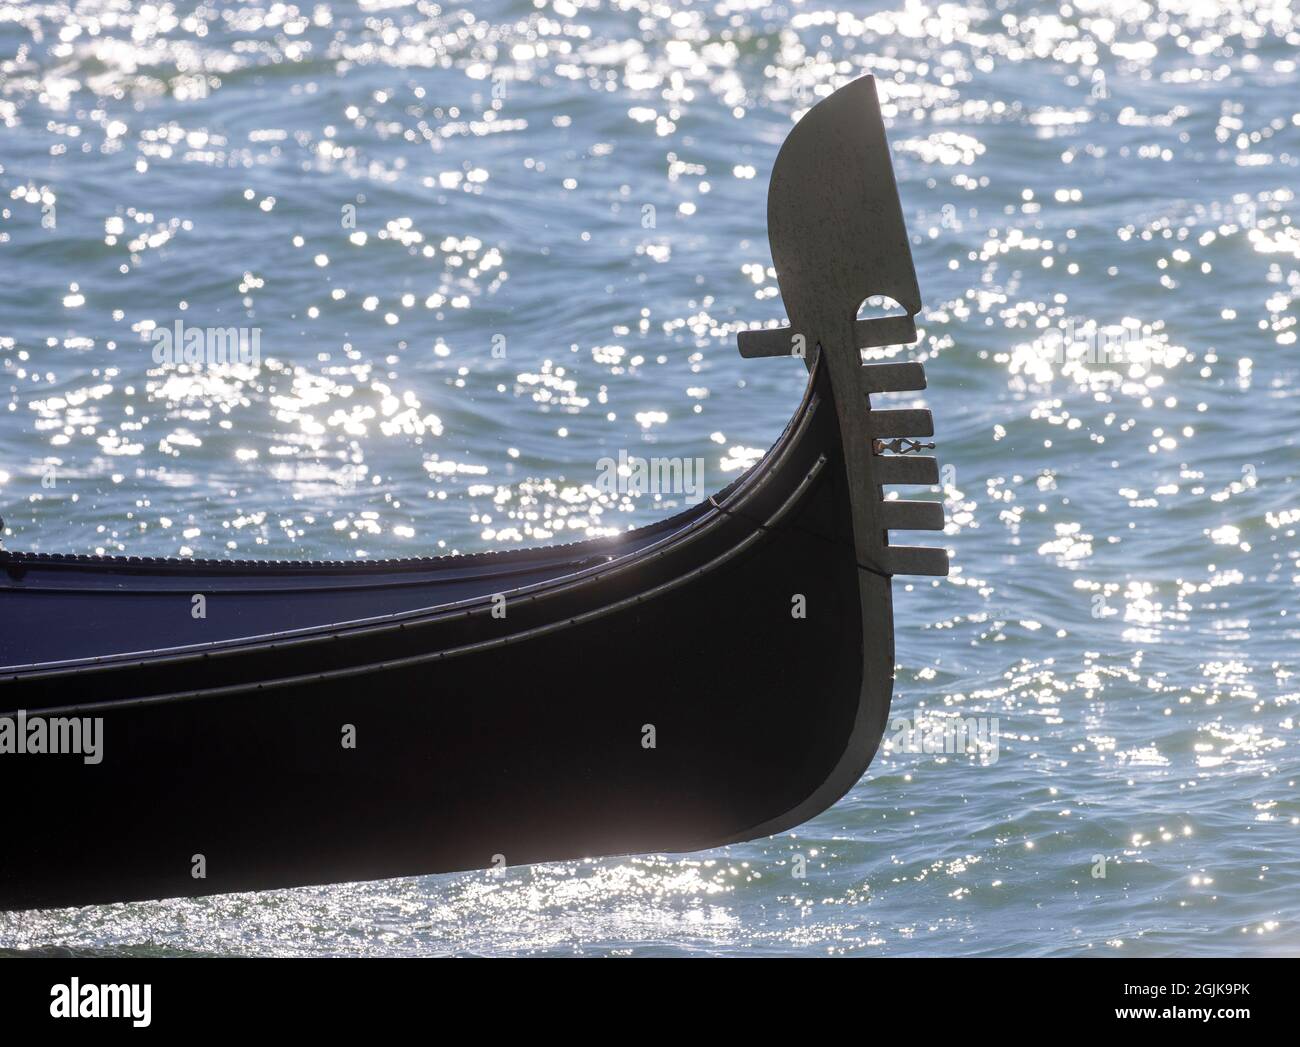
[0,548,655,593]
[0,493,714,579]
[0,471,722,583]
[5,450,832,720]
[1,360,829,688]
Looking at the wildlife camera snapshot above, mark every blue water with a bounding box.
[1,0,1297,955]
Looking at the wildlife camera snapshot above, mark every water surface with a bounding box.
[1,0,1297,956]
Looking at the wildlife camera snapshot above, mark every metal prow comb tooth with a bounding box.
[859,360,926,394]
[735,74,948,578]
[867,409,933,440]
[880,546,949,577]
[880,500,945,531]
[874,455,939,485]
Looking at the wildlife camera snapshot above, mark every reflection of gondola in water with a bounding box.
[0,75,947,911]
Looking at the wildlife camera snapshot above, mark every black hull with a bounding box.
[0,75,947,911]
[0,366,894,910]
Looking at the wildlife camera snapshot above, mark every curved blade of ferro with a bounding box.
[736,75,947,579]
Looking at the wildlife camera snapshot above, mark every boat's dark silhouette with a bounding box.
[0,75,947,911]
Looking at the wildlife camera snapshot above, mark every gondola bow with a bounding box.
[0,75,947,911]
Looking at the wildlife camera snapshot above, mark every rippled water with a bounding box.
[2,0,1297,956]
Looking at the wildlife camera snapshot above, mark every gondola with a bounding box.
[0,75,947,911]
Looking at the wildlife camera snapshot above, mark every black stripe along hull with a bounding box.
[0,364,895,911]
